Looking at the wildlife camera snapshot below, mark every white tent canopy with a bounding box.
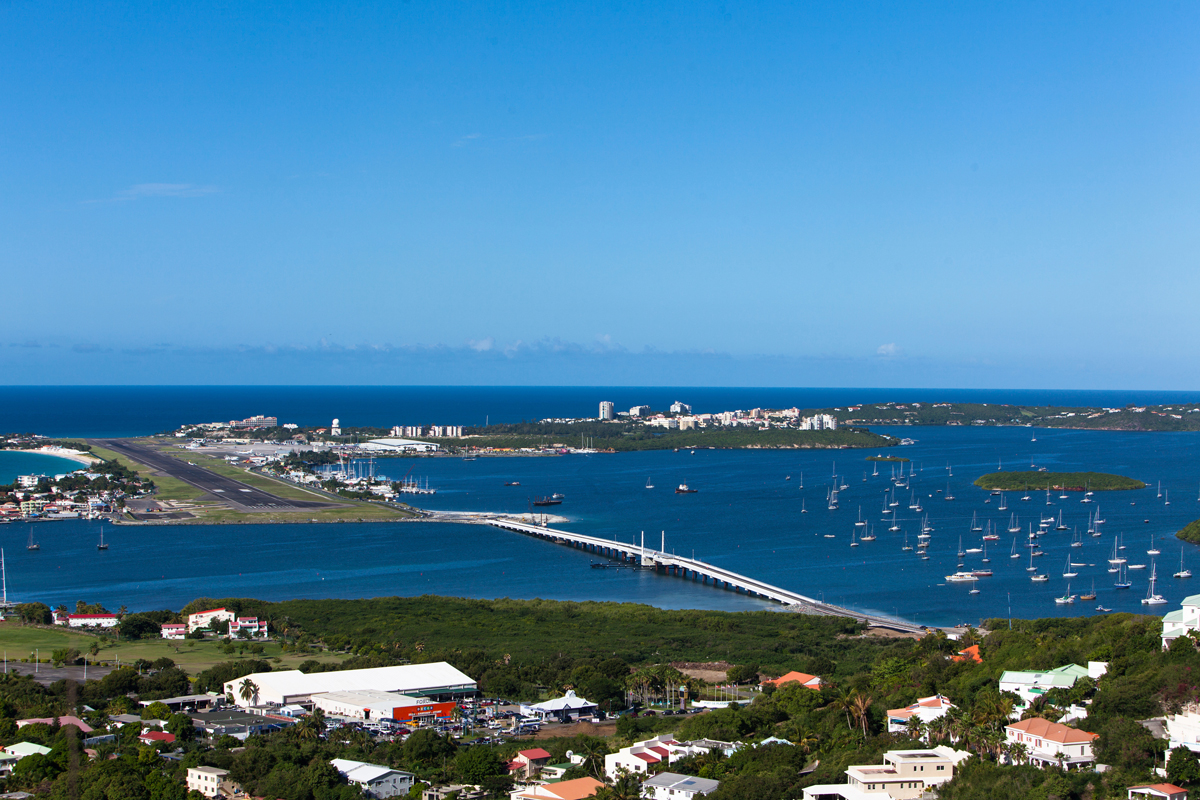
[523,690,598,720]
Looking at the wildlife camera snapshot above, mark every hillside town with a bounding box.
[3,590,1200,799]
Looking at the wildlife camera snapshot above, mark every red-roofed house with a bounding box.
[509,748,552,778]
[229,616,268,638]
[138,731,176,747]
[511,776,604,800]
[603,736,716,780]
[952,644,982,663]
[1129,786,1188,800]
[1005,717,1098,769]
[161,623,187,640]
[760,671,823,691]
[188,607,235,632]
[886,694,956,734]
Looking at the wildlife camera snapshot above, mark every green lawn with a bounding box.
[0,621,350,674]
[83,442,204,502]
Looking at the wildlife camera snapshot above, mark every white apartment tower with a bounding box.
[599,401,615,420]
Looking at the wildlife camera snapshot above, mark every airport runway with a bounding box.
[90,439,337,512]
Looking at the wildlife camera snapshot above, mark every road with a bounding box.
[90,439,339,512]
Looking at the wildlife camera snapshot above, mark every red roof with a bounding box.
[69,614,117,619]
[761,671,822,689]
[633,752,659,763]
[139,731,175,743]
[1006,717,1097,744]
[193,608,227,616]
[952,644,982,663]
[648,746,669,756]
[518,748,552,760]
[1129,785,1187,796]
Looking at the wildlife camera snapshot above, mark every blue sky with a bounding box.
[2,2,1198,387]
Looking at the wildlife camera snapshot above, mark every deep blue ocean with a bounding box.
[2,386,1200,627]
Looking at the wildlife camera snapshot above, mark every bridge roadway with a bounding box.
[486,518,928,635]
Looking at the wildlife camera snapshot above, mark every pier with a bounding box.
[485,517,927,635]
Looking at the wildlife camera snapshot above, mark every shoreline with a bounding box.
[3,446,101,467]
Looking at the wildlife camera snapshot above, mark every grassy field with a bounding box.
[83,442,203,502]
[0,621,350,674]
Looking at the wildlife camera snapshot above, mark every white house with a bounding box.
[603,736,721,780]
[186,766,232,798]
[1004,717,1098,769]
[802,746,970,800]
[65,614,118,629]
[642,773,719,800]
[188,607,236,632]
[1162,595,1200,649]
[331,759,414,799]
[885,694,955,734]
[161,623,187,640]
[998,663,1106,709]
[230,616,268,638]
[1165,707,1200,754]
[1128,785,1189,800]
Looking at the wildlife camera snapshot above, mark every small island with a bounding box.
[866,455,909,462]
[1178,520,1200,543]
[973,471,1146,492]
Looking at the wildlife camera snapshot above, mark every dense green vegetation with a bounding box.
[1,595,1195,798]
[1177,519,1200,544]
[973,471,1145,492]
[829,401,1200,431]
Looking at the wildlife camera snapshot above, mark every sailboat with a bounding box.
[957,536,965,558]
[1108,538,1126,565]
[856,507,867,527]
[945,482,955,501]
[1071,527,1082,548]
[26,530,39,551]
[1062,555,1078,578]
[1080,579,1097,601]
[970,512,982,532]
[1166,490,1171,506]
[902,532,913,551]
[998,493,1008,511]
[97,526,108,551]
[982,521,999,542]
[1055,511,1068,531]
[1142,563,1167,605]
[799,473,803,489]
[889,515,901,532]
[1158,480,1163,499]
[1046,487,1052,505]
[1148,535,1160,556]
[860,525,876,542]
[1175,548,1192,579]
[1031,429,1037,442]
[981,541,990,563]
[645,477,654,489]
[1010,538,1020,559]
[1055,584,1076,604]
[1008,513,1020,534]
[801,499,807,514]
[1027,548,1037,572]
[1022,485,1031,501]
[1114,562,1132,589]
[850,529,859,547]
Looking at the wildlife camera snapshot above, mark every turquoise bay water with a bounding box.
[4,424,1200,627]
[0,451,89,484]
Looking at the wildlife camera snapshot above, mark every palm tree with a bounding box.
[825,687,857,731]
[238,679,258,706]
[1006,741,1028,765]
[850,692,873,737]
[928,714,952,743]
[904,715,927,743]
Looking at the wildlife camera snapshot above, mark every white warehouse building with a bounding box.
[224,662,476,709]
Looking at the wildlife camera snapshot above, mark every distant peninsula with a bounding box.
[973,471,1145,492]
[1177,520,1200,544]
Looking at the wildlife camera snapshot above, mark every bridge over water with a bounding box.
[484,517,928,635]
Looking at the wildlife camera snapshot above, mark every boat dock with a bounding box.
[485,517,927,635]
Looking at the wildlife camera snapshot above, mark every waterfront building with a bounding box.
[885,694,955,735]
[669,401,692,415]
[643,773,719,800]
[225,662,476,709]
[998,663,1106,709]
[1161,594,1200,649]
[1004,718,1098,768]
[57,613,118,629]
[229,616,268,638]
[188,607,236,632]
[629,405,652,417]
[331,758,414,799]
[230,415,278,430]
[802,746,970,800]
[799,414,838,430]
[599,401,614,420]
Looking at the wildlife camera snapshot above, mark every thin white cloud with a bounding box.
[468,337,494,352]
[94,183,221,203]
[877,343,900,357]
[452,133,482,147]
